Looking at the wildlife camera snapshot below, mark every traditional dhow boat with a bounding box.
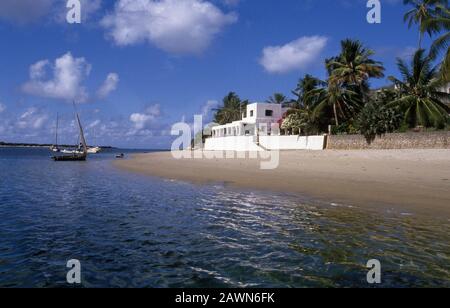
[52,110,88,162]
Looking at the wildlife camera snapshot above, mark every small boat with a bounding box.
[50,146,60,153]
[87,146,102,154]
[61,149,84,154]
[115,153,125,159]
[87,127,102,154]
[52,105,88,162]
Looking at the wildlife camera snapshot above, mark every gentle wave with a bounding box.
[0,148,449,287]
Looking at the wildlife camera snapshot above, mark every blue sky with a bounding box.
[0,0,433,148]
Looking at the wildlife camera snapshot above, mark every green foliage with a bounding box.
[327,39,385,92]
[331,122,359,135]
[212,21,450,138]
[403,0,448,48]
[266,93,288,105]
[281,112,306,134]
[357,100,403,144]
[388,49,450,128]
[307,40,385,128]
[292,74,325,108]
[214,92,247,125]
[422,3,450,81]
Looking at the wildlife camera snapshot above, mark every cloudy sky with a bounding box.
[0,0,426,148]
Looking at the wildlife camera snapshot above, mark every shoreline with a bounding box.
[115,149,450,216]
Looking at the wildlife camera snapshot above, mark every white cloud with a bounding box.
[101,0,237,54]
[260,36,328,74]
[130,104,161,131]
[97,73,120,99]
[16,107,48,130]
[0,103,6,113]
[22,52,92,102]
[87,119,101,129]
[29,60,50,79]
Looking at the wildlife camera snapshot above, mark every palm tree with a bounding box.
[266,93,288,105]
[403,0,447,48]
[422,2,450,81]
[309,80,361,127]
[292,74,325,109]
[327,39,385,102]
[388,49,450,128]
[214,92,248,125]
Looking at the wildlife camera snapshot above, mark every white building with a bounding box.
[211,103,290,138]
[206,102,326,151]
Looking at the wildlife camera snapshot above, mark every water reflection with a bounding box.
[0,148,449,287]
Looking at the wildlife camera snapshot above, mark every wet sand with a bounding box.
[115,150,450,215]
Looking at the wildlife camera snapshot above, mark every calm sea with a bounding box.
[0,147,449,288]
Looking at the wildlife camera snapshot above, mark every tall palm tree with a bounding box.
[422,2,450,81]
[292,74,325,109]
[214,92,247,125]
[388,49,450,128]
[327,39,385,102]
[403,0,447,48]
[309,80,361,127]
[266,93,288,105]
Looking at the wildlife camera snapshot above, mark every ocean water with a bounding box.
[0,147,449,288]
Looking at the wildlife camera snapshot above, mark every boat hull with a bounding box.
[52,154,87,161]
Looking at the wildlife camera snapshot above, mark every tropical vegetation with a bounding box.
[358,90,403,143]
[388,49,449,128]
[212,1,449,142]
[214,92,248,125]
[266,93,289,105]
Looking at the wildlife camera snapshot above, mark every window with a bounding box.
[250,110,254,117]
[265,110,273,117]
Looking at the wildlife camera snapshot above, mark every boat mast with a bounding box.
[55,113,59,147]
[73,101,88,155]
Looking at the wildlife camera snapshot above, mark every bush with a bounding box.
[281,112,306,134]
[357,101,403,144]
[331,122,359,135]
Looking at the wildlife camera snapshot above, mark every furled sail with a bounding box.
[76,113,87,155]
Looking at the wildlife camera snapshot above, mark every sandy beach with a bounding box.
[115,149,450,215]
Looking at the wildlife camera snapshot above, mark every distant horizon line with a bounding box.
[0,141,169,151]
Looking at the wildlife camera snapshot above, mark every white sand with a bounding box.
[116,149,450,215]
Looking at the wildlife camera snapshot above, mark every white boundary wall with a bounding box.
[204,135,325,151]
[204,136,263,152]
[259,135,325,150]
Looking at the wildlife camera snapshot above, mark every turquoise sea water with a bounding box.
[0,147,449,288]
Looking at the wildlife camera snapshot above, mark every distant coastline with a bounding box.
[0,142,115,149]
